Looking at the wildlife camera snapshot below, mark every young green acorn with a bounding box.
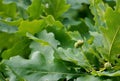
[104,62,112,69]
[74,40,84,48]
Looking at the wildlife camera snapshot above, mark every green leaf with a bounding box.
[0,21,18,33]
[89,0,107,28]
[2,18,23,27]
[47,25,74,48]
[0,32,17,49]
[18,20,45,36]
[68,31,82,41]
[44,0,70,19]
[3,0,31,9]
[27,30,60,48]
[84,18,95,32]
[26,32,49,46]
[4,55,72,81]
[57,47,93,72]
[75,75,101,81]
[44,15,63,28]
[101,7,120,63]
[90,32,106,61]
[67,0,89,9]
[27,0,43,20]
[68,19,89,36]
[116,0,120,13]
[2,36,31,59]
[18,15,64,36]
[94,70,120,77]
[62,0,90,27]
[3,0,31,19]
[0,73,5,81]
[43,15,74,48]
[0,0,16,18]
[3,33,74,81]
[75,75,113,81]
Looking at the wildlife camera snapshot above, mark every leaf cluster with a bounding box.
[0,0,120,81]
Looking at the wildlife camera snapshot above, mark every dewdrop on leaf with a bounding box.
[74,40,84,48]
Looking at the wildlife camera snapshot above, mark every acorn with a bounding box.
[104,62,112,69]
[74,40,84,48]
